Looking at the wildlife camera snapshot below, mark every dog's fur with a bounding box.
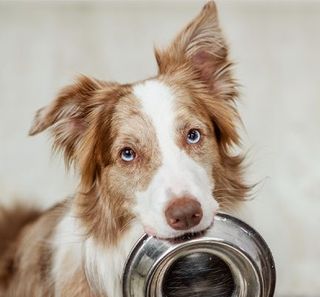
[0,2,249,296]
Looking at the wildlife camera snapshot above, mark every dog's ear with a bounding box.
[29,76,103,136]
[156,1,240,148]
[155,1,235,102]
[29,76,119,187]
[29,76,103,161]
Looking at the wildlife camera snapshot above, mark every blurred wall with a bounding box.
[0,1,319,296]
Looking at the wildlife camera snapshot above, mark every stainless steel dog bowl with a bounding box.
[123,213,276,297]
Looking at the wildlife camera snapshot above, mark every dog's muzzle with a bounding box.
[122,213,276,297]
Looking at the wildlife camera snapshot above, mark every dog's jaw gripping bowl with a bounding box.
[122,213,276,297]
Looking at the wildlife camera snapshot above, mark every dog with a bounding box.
[0,2,249,296]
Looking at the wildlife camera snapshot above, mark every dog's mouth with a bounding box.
[166,229,208,244]
[155,223,213,244]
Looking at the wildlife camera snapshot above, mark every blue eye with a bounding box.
[121,147,136,162]
[187,129,201,144]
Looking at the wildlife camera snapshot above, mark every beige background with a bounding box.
[0,1,319,296]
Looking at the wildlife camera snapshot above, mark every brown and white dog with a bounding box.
[0,2,249,296]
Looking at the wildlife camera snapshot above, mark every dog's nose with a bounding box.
[165,197,203,230]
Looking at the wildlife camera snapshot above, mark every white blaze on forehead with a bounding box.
[133,79,218,238]
[133,80,176,164]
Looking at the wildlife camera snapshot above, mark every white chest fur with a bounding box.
[84,222,144,297]
[52,212,144,297]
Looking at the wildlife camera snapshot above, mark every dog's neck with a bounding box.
[52,205,144,297]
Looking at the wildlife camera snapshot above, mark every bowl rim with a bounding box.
[122,212,276,297]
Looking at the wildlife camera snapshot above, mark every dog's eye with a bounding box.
[187,129,201,144]
[120,147,136,162]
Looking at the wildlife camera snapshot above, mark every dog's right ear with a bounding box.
[29,76,130,188]
[29,76,103,135]
[29,76,109,167]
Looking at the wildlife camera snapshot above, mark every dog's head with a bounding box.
[30,2,248,243]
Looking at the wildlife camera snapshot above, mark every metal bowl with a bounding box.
[122,213,276,297]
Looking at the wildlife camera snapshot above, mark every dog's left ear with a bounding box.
[156,1,240,149]
[155,1,235,102]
